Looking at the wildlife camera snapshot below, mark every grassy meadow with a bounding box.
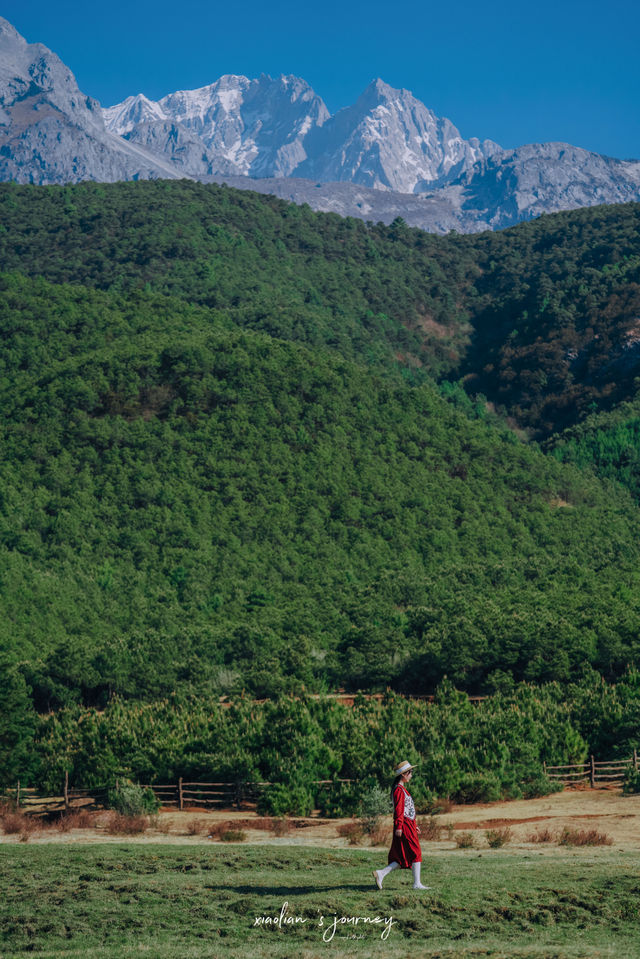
[1,843,640,958]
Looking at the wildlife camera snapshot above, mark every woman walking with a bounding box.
[373,760,429,890]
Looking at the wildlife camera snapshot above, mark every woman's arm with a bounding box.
[393,786,405,837]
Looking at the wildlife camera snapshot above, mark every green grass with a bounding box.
[1,844,640,958]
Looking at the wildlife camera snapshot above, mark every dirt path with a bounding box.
[2,787,639,851]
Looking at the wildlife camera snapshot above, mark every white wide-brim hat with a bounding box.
[394,760,418,776]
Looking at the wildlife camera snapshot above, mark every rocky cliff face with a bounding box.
[104,74,330,178]
[294,79,500,192]
[0,17,179,184]
[444,142,640,229]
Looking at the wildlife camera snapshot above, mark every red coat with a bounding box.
[388,783,421,867]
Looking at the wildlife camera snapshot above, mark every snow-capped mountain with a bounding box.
[0,17,179,184]
[103,76,498,191]
[104,75,330,178]
[294,79,501,192]
[1,15,640,233]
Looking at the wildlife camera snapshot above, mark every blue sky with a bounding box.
[4,0,639,158]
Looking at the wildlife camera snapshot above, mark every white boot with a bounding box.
[412,861,430,890]
[373,861,399,889]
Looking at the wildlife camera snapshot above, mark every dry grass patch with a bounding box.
[558,826,613,847]
[366,823,390,846]
[56,809,96,832]
[336,820,365,845]
[183,818,207,836]
[527,826,556,843]
[104,812,148,835]
[206,822,247,842]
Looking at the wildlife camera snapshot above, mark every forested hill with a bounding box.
[1,182,640,438]
[1,181,640,710]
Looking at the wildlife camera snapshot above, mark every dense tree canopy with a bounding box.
[0,181,639,717]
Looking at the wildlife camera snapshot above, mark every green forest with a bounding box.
[1,180,640,799]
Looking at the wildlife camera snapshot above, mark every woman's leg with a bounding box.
[411,861,429,890]
[373,861,399,889]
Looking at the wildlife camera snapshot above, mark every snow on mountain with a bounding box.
[1,15,640,232]
[104,74,330,178]
[295,78,500,193]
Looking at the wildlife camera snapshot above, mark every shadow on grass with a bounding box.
[220,883,421,895]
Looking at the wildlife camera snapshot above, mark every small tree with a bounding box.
[107,780,160,816]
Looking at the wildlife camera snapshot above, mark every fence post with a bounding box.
[590,755,595,788]
[235,780,242,811]
[16,780,20,808]
[64,771,69,810]
[178,777,183,811]
[634,749,638,772]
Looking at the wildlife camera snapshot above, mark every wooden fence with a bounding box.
[3,754,638,812]
[544,750,639,787]
[0,775,352,813]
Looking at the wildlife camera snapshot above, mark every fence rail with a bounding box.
[544,751,638,787]
[3,754,638,813]
[0,776,353,813]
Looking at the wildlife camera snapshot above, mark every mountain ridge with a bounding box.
[1,16,640,232]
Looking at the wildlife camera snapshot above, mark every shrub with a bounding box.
[359,783,391,832]
[521,775,563,799]
[454,831,476,849]
[270,817,291,837]
[429,797,454,814]
[367,823,390,846]
[337,821,365,845]
[105,812,148,835]
[315,780,359,818]
[184,818,206,836]
[622,767,640,794]
[558,827,613,847]
[485,827,512,848]
[420,816,442,841]
[257,782,315,817]
[526,826,555,843]
[218,829,246,842]
[1,811,33,835]
[150,815,170,834]
[452,773,502,804]
[57,809,95,832]
[107,780,160,817]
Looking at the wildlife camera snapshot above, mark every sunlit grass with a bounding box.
[1,844,640,958]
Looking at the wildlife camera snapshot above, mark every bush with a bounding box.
[336,821,365,845]
[526,827,555,843]
[359,783,391,829]
[1,811,34,835]
[367,823,390,846]
[452,773,502,804]
[622,767,640,794]
[107,780,160,817]
[454,831,476,848]
[315,780,360,818]
[558,827,613,847]
[485,827,512,848]
[521,774,563,799]
[218,829,246,842]
[420,816,442,841]
[257,782,315,817]
[56,809,95,832]
[104,812,148,835]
